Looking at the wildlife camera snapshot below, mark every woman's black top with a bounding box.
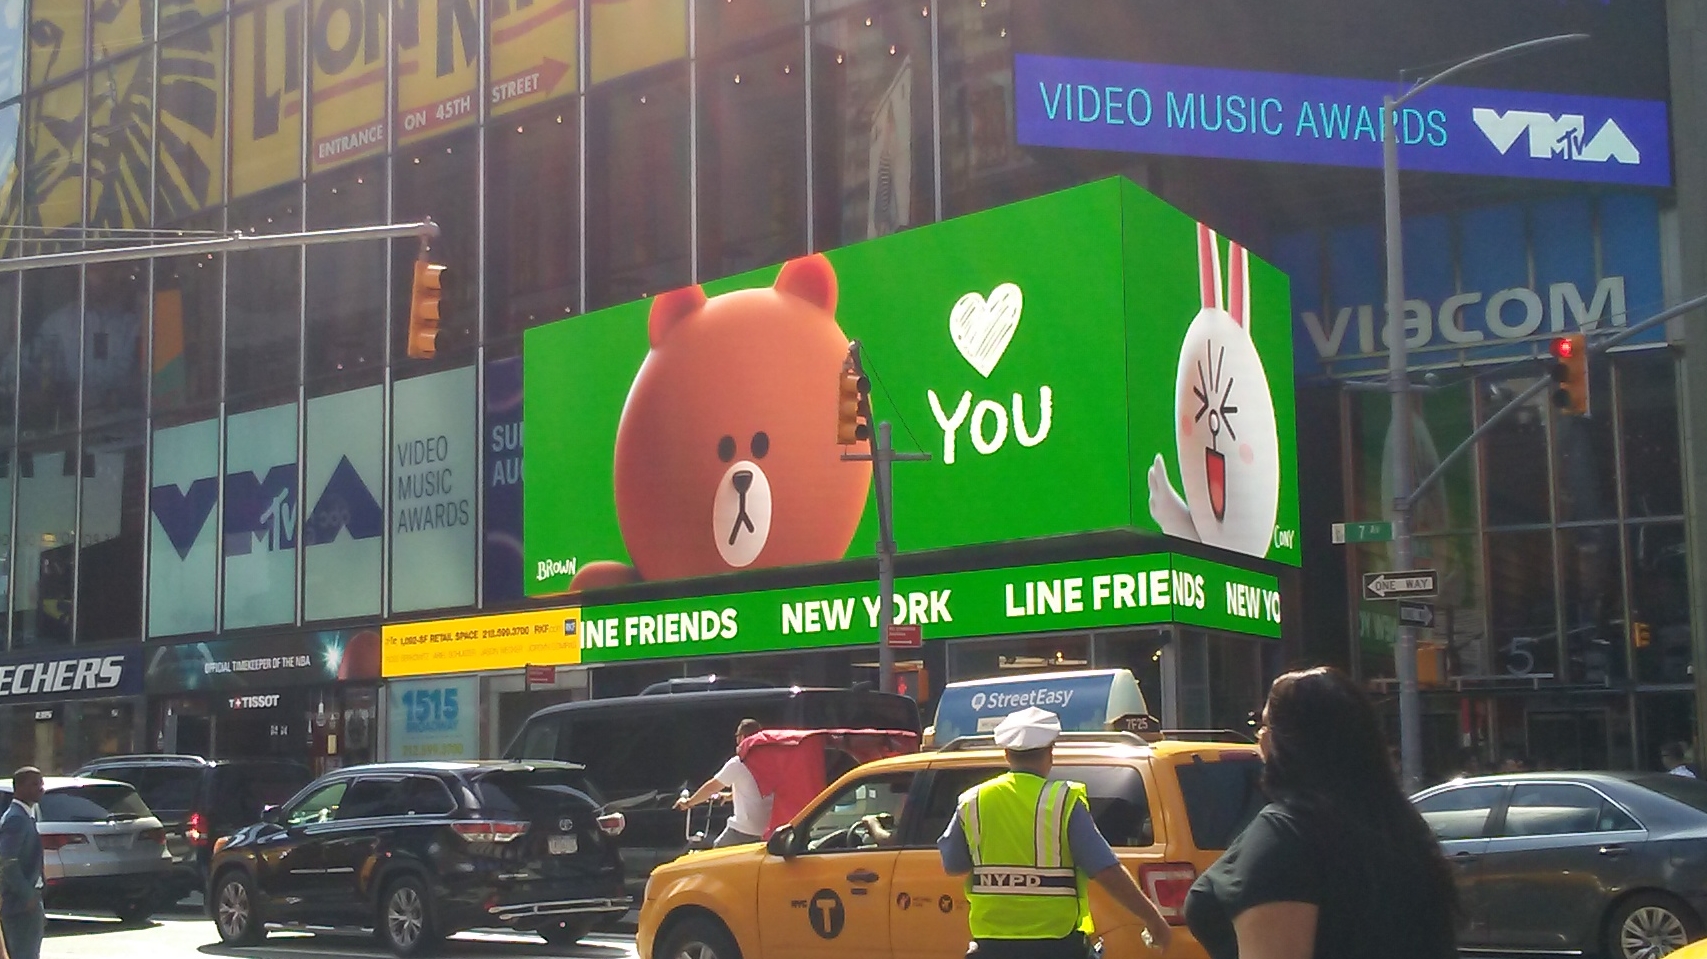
[1183,802,1457,959]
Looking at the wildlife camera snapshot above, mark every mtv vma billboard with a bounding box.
[1015,57,1671,188]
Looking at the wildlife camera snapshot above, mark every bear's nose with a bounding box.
[732,470,753,494]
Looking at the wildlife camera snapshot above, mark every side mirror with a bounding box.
[261,805,280,825]
[766,826,797,859]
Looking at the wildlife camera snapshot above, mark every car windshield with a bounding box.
[1632,774,1707,814]
[42,784,154,822]
[95,766,201,815]
[477,768,603,816]
[1173,755,1267,850]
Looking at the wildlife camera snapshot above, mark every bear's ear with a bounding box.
[648,284,708,346]
[774,254,838,314]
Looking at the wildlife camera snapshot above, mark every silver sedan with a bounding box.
[1413,772,1707,959]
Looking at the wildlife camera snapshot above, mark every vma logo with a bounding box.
[151,457,383,561]
[1473,109,1641,166]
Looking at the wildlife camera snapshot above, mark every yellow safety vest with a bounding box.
[957,771,1094,941]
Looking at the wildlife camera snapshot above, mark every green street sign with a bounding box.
[1332,521,1394,544]
[523,179,1299,598]
[574,553,1281,664]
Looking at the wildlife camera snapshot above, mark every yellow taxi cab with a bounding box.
[637,731,1264,959]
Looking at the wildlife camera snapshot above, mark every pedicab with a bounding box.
[682,727,919,849]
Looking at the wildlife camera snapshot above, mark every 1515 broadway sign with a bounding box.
[526,179,1300,598]
[572,553,1281,665]
[1015,57,1671,188]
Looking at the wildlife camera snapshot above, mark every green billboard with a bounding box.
[524,178,1298,597]
[576,553,1282,664]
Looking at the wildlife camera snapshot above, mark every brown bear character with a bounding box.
[569,254,872,592]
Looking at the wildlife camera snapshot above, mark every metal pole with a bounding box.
[1380,32,1589,793]
[1383,93,1422,793]
[875,421,897,693]
[0,220,441,272]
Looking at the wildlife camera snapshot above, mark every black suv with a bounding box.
[207,761,630,957]
[74,754,313,902]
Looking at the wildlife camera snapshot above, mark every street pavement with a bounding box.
[23,904,1570,959]
[37,904,639,959]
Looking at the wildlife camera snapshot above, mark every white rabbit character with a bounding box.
[1148,223,1281,558]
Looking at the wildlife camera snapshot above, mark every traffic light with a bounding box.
[407,258,447,359]
[1633,621,1652,649]
[1549,334,1589,416]
[836,360,871,445]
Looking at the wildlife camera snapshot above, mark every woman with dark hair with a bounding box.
[1184,667,1457,959]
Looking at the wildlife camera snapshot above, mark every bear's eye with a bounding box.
[717,436,736,462]
[751,432,770,459]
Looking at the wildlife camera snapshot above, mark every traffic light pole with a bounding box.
[0,219,440,271]
[842,343,929,694]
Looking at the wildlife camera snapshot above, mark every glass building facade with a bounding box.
[0,0,1685,779]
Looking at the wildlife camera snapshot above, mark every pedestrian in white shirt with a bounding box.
[676,718,773,847]
[1663,743,1698,778]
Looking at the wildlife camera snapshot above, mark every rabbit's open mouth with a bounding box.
[1206,448,1227,522]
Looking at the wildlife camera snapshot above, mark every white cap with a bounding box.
[993,707,1062,751]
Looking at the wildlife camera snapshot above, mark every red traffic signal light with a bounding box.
[836,362,871,445]
[1549,333,1589,416]
[407,259,446,360]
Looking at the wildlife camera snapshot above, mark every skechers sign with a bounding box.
[1015,56,1671,188]
[0,648,144,704]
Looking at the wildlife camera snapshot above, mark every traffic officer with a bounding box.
[938,707,1173,959]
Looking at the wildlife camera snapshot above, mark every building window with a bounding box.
[1481,378,1552,528]
[1629,522,1688,686]
[1558,524,1624,685]
[24,78,87,236]
[486,101,580,342]
[698,31,806,279]
[19,266,81,437]
[29,0,87,88]
[155,18,227,221]
[810,4,935,250]
[586,64,690,309]
[305,158,386,394]
[77,422,144,643]
[87,51,154,230]
[1620,354,1682,519]
[393,129,477,364]
[13,439,78,648]
[1552,359,1616,523]
[152,211,224,413]
[699,0,798,56]
[1486,531,1557,681]
[81,261,148,427]
[227,185,303,406]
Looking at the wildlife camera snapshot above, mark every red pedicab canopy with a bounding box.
[737,728,919,838]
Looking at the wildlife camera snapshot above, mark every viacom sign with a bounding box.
[1014,56,1671,188]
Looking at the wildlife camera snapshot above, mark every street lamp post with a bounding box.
[1382,33,1587,792]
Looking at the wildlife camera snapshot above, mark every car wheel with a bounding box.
[115,899,154,924]
[213,871,265,946]
[538,917,599,945]
[1607,892,1702,959]
[658,916,742,959]
[378,876,440,958]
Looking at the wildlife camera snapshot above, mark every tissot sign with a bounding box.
[1015,57,1671,188]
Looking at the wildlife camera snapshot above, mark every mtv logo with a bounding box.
[1473,108,1640,165]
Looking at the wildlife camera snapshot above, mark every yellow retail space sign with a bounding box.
[383,608,583,677]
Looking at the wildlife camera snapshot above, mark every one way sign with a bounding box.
[1363,569,1438,601]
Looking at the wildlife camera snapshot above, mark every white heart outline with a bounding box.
[949,282,1023,378]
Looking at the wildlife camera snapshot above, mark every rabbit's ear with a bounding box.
[1197,223,1223,313]
[1228,243,1250,329]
